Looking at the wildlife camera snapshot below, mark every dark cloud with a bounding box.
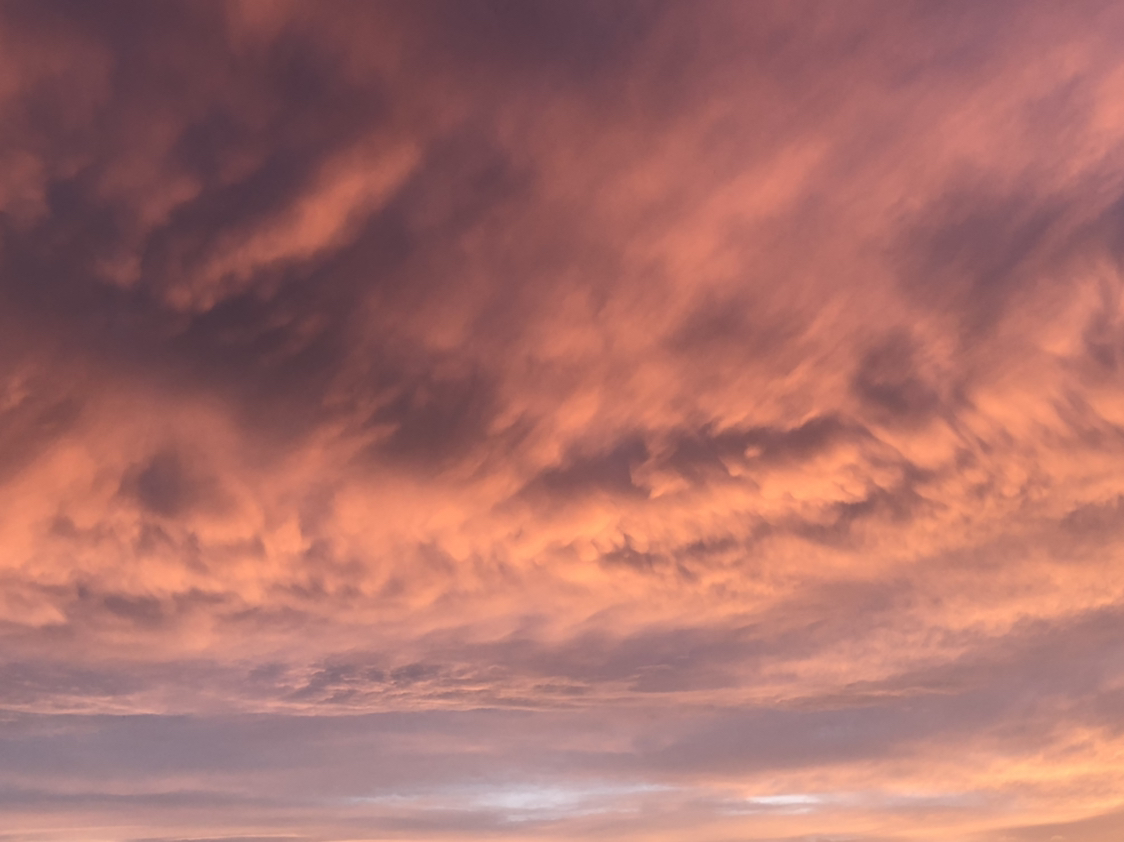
[852,331,942,425]
[518,416,859,510]
[409,0,669,87]
[119,449,213,518]
[896,187,1073,337]
[0,378,81,481]
[527,436,651,501]
[787,474,927,547]
[364,367,500,469]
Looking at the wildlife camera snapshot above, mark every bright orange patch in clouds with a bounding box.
[3,1,1124,840]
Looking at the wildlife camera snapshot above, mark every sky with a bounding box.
[3,1,1124,840]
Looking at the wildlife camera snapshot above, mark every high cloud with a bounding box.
[4,1,1124,840]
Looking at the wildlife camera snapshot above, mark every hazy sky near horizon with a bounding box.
[4,1,1124,840]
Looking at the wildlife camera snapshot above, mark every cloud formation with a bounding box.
[4,1,1124,839]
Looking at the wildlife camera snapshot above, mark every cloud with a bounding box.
[4,1,1124,840]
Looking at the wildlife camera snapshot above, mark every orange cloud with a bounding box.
[4,1,1124,840]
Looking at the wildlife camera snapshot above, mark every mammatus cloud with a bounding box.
[4,1,1124,840]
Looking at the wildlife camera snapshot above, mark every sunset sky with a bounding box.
[4,2,1124,840]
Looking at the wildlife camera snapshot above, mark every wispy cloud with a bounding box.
[3,1,1124,840]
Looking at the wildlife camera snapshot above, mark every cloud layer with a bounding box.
[4,1,1124,839]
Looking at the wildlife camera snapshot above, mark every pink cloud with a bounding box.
[3,1,1124,840]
